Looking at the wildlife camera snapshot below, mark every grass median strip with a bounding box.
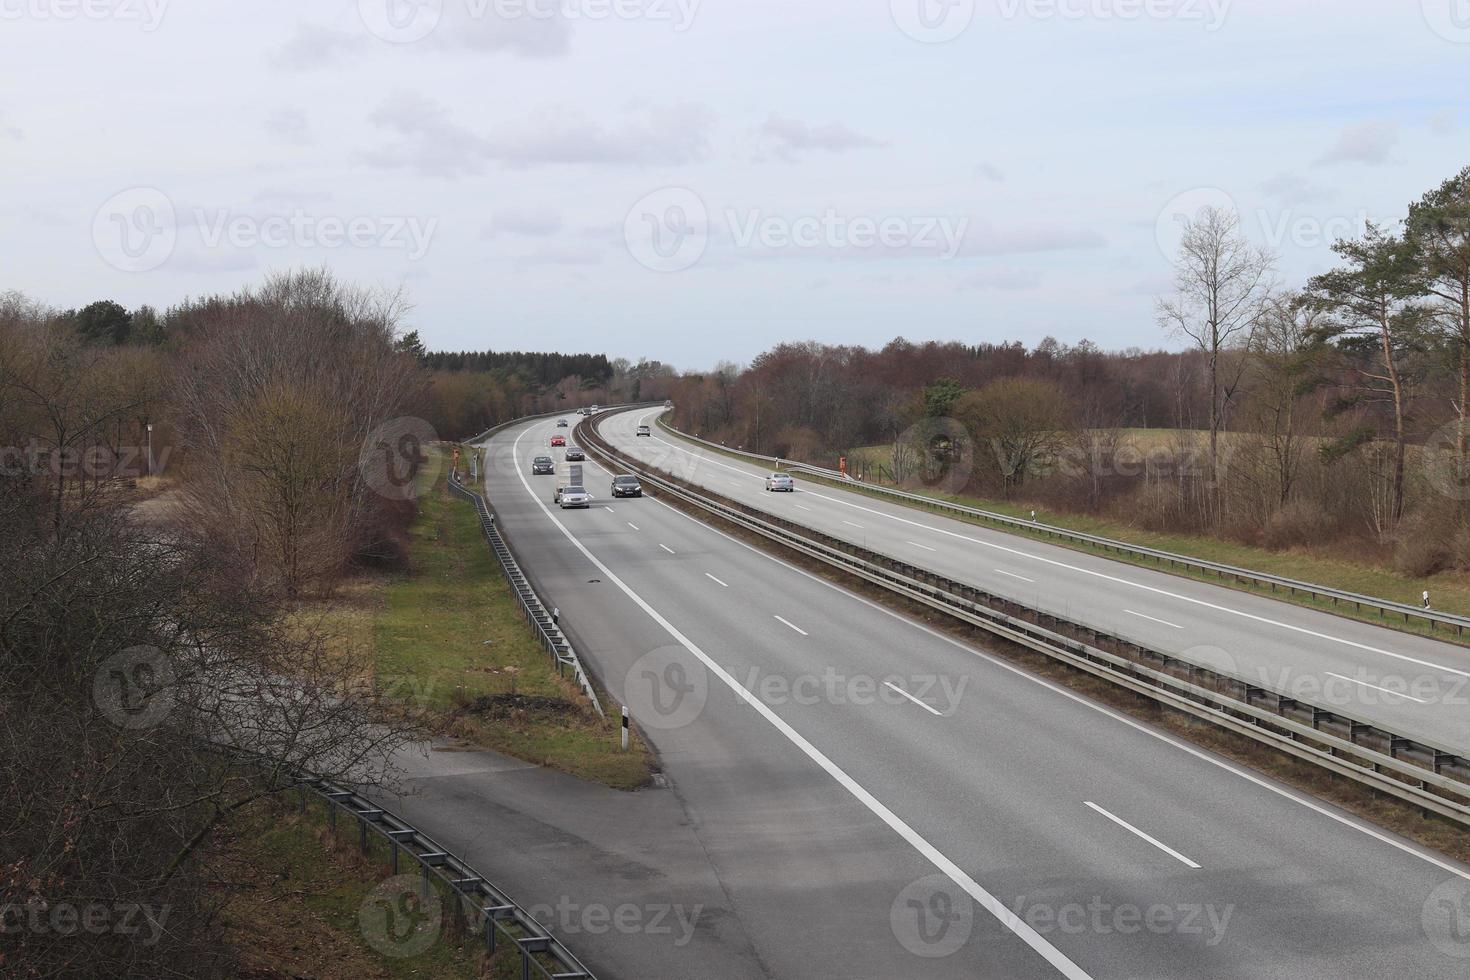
[369,446,650,790]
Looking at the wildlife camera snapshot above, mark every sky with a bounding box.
[2,0,1467,369]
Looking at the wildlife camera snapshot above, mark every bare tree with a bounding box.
[1157,207,1275,519]
[1245,291,1321,506]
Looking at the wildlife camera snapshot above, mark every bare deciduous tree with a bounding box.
[1157,207,1275,519]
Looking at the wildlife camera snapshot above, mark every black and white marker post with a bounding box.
[621,705,630,751]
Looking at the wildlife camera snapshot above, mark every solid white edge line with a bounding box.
[507,424,1096,980]
[884,681,944,716]
[1124,609,1184,630]
[622,449,1470,886]
[1325,672,1431,705]
[628,418,1470,682]
[774,615,809,636]
[1084,802,1201,870]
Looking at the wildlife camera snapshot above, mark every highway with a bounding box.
[596,408,1470,753]
[468,413,1470,979]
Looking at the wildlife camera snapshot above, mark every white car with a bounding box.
[636,425,651,437]
[765,473,795,492]
[558,486,592,509]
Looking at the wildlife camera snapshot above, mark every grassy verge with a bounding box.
[655,416,1470,640]
[217,796,526,979]
[371,445,650,790]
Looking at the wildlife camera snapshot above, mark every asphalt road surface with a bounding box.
[596,407,1470,754]
[438,412,1470,979]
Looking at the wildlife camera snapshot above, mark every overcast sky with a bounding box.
[3,0,1467,368]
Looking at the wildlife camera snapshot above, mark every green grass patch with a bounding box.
[371,445,650,790]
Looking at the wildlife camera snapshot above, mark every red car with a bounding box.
[550,435,566,447]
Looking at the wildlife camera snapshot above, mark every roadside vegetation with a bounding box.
[369,444,649,790]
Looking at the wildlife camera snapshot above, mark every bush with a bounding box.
[1261,500,1338,550]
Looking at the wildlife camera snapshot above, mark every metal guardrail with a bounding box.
[299,776,597,978]
[580,418,1470,829]
[448,468,605,719]
[651,412,1470,637]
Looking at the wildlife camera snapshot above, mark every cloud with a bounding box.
[270,24,364,70]
[958,267,1040,291]
[755,115,885,161]
[953,220,1105,257]
[484,207,564,237]
[1314,120,1399,167]
[974,162,1005,182]
[1257,172,1332,205]
[435,5,573,57]
[512,247,604,268]
[264,108,313,147]
[362,94,712,175]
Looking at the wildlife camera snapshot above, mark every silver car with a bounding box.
[765,472,795,492]
[558,486,592,509]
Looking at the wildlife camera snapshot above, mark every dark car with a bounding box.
[556,419,569,428]
[531,455,554,475]
[565,447,586,461]
[611,475,643,498]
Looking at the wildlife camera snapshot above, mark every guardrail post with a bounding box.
[621,705,629,751]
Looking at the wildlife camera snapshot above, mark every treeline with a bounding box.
[421,348,613,385]
[670,165,1470,576]
[0,270,438,977]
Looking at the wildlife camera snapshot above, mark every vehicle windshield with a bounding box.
[615,476,638,485]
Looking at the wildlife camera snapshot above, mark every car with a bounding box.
[611,475,643,498]
[565,447,585,461]
[590,404,600,413]
[765,472,795,492]
[558,486,592,509]
[550,435,566,447]
[557,419,569,428]
[636,425,651,437]
[531,455,554,475]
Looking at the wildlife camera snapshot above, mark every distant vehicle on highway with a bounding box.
[556,419,568,428]
[664,399,673,409]
[636,425,651,437]
[590,404,599,413]
[531,455,554,475]
[550,435,566,447]
[557,485,591,509]
[765,472,795,492]
[611,475,643,498]
[565,446,586,461]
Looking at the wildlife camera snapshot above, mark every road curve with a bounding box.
[466,412,1470,979]
[597,407,1470,754]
